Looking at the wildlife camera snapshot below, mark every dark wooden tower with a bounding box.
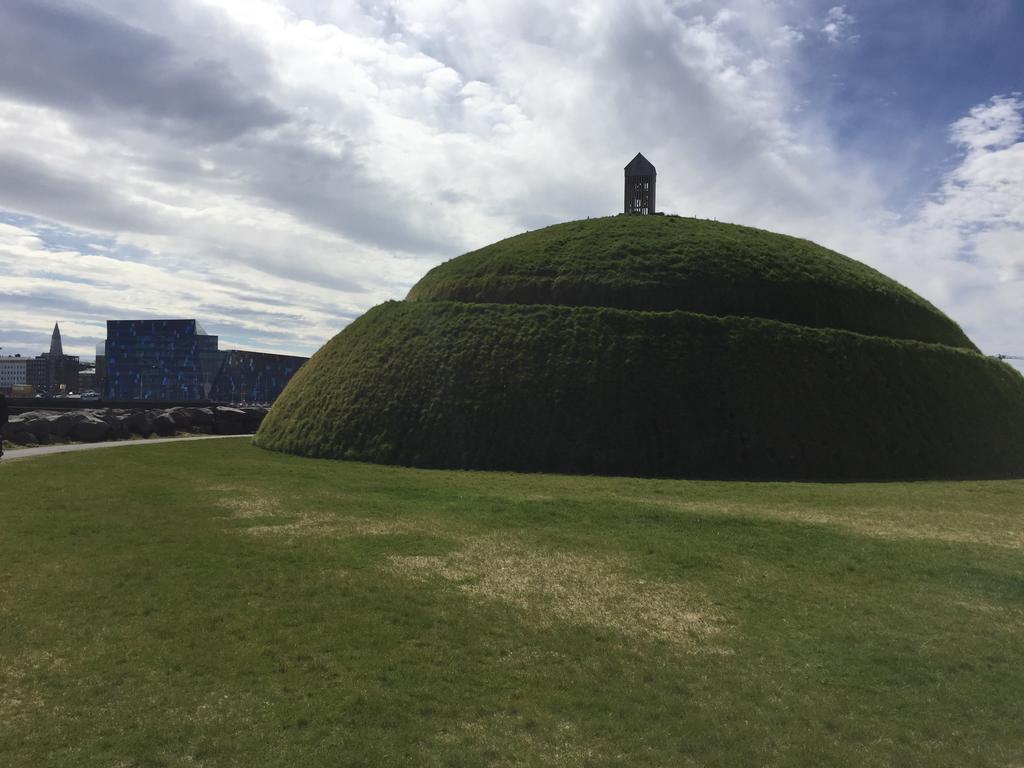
[624,153,656,214]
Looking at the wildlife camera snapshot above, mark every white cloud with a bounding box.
[821,5,856,44]
[0,0,1020,375]
[950,94,1024,151]
[925,96,1024,229]
[0,219,363,358]
[829,96,1024,367]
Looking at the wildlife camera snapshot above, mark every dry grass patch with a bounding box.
[627,497,1024,550]
[388,535,728,652]
[215,493,425,539]
[215,495,282,519]
[1,649,63,724]
[435,712,622,766]
[245,513,425,539]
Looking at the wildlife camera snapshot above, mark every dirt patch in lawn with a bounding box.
[216,494,423,538]
[387,535,728,653]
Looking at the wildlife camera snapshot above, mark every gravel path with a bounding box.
[1,434,253,462]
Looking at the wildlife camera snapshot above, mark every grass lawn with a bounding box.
[1,438,1022,767]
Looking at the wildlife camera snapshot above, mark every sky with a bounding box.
[0,0,1021,372]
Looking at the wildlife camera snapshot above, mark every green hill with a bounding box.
[256,215,1024,480]
[408,216,975,348]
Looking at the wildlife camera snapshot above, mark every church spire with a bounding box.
[50,322,63,357]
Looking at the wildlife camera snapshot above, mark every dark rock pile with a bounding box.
[1,406,268,446]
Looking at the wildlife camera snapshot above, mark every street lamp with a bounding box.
[139,364,159,400]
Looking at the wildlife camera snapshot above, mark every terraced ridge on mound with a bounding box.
[408,215,975,348]
[257,216,1024,479]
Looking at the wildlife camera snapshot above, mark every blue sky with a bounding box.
[0,0,1021,372]
[799,0,1024,204]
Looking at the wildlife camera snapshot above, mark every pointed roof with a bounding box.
[624,152,656,175]
[49,322,63,357]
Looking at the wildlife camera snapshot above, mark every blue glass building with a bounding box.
[105,319,224,400]
[208,350,308,404]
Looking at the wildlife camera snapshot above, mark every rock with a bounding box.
[104,414,131,440]
[97,410,123,426]
[181,407,215,431]
[125,411,154,438]
[49,412,85,439]
[68,415,111,442]
[11,430,37,445]
[152,413,177,437]
[1,405,267,445]
[166,407,192,427]
[214,406,253,434]
[15,411,53,438]
[3,415,30,440]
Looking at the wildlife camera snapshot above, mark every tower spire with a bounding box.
[50,322,63,357]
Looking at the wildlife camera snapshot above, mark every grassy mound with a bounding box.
[257,215,1024,479]
[408,216,975,348]
[256,301,1024,480]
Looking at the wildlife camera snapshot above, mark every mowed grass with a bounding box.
[2,439,1022,767]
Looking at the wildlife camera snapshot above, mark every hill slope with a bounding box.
[257,216,1024,479]
[255,300,1024,479]
[408,215,975,348]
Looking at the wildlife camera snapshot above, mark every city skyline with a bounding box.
[0,1,1022,371]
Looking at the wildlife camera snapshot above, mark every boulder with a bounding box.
[11,430,37,445]
[152,412,177,437]
[104,414,131,440]
[214,406,254,435]
[181,407,215,431]
[49,411,85,439]
[166,407,192,427]
[68,415,111,442]
[3,415,30,440]
[125,410,154,438]
[14,411,55,439]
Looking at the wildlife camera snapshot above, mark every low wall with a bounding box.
[1,406,268,446]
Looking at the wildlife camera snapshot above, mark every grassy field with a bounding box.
[2,438,1023,766]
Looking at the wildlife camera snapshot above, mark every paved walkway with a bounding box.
[1,434,253,461]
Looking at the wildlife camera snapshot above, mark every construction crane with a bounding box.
[992,354,1023,361]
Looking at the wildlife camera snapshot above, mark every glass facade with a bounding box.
[208,350,307,404]
[105,319,224,400]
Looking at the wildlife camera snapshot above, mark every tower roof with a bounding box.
[49,322,63,357]
[624,152,656,175]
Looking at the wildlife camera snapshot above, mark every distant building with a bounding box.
[208,349,308,404]
[0,355,28,393]
[105,319,223,400]
[26,357,48,391]
[104,319,307,402]
[38,323,80,394]
[95,342,107,395]
[624,153,656,215]
[78,368,97,392]
[2,323,80,395]
[49,322,63,357]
